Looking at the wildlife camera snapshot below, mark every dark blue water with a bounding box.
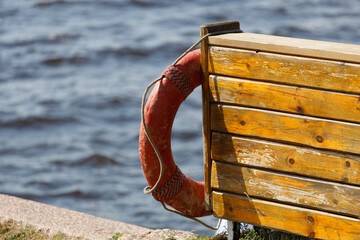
[1,0,360,236]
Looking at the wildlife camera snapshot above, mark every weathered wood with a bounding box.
[200,21,240,211]
[208,33,360,64]
[200,21,240,36]
[211,161,360,217]
[211,104,360,155]
[212,191,360,240]
[208,47,360,94]
[204,27,360,239]
[211,132,360,186]
[209,75,360,123]
[200,23,211,212]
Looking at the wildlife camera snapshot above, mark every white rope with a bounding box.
[141,29,242,230]
[141,75,164,195]
[161,202,222,231]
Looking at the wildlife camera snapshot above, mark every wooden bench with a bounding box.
[200,21,360,240]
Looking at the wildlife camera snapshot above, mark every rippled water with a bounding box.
[1,0,360,236]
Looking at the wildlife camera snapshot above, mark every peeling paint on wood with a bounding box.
[208,47,360,94]
[209,75,360,123]
[211,104,360,155]
[212,191,360,240]
[211,161,360,217]
[211,132,360,186]
[204,30,360,238]
[208,33,360,64]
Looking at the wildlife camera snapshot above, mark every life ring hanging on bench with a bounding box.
[139,49,210,217]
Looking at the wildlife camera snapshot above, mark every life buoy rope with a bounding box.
[139,29,242,228]
[139,49,208,217]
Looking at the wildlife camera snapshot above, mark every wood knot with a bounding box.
[240,120,246,126]
[309,232,315,238]
[297,106,304,114]
[229,206,233,212]
[288,158,295,165]
[342,177,349,183]
[346,161,350,167]
[307,216,314,223]
[316,135,323,143]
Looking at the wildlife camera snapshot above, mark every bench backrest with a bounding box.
[200,21,360,239]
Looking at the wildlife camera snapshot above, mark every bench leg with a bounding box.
[227,221,242,240]
[228,221,251,240]
[227,221,234,240]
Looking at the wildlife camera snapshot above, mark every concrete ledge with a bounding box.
[0,194,198,240]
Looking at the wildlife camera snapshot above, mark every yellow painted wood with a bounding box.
[208,47,360,94]
[211,161,360,217]
[211,104,360,155]
[212,191,360,240]
[208,33,360,64]
[211,132,360,186]
[209,75,360,123]
[205,29,360,239]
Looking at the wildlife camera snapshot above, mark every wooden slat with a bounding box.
[211,132,360,186]
[211,104,360,155]
[208,33,360,64]
[200,22,212,212]
[209,75,360,123]
[211,161,360,217]
[208,47,360,94]
[200,20,240,211]
[212,191,360,240]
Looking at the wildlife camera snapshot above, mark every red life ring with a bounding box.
[139,49,210,217]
